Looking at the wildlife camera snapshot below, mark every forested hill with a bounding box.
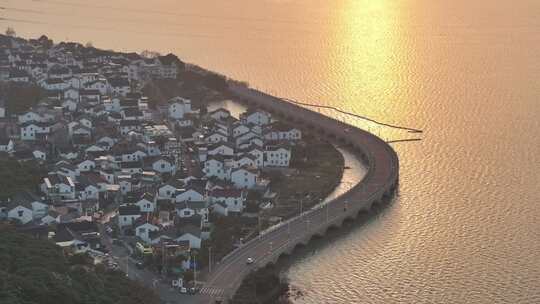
[0,226,159,304]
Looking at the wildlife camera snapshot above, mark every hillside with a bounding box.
[0,226,160,304]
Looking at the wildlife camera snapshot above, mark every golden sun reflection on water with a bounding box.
[323,0,412,140]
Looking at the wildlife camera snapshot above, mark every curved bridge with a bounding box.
[196,84,399,302]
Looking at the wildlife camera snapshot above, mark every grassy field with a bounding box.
[265,134,344,220]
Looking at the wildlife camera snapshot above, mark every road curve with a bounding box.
[195,84,399,302]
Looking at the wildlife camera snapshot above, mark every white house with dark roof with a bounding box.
[234,131,260,147]
[203,156,231,180]
[240,109,271,126]
[85,79,108,95]
[20,122,51,141]
[77,159,96,172]
[175,201,209,223]
[42,173,76,200]
[108,78,131,96]
[18,110,53,124]
[264,145,291,167]
[118,204,141,228]
[235,153,258,169]
[230,167,258,189]
[209,188,246,214]
[135,192,156,213]
[207,142,234,157]
[175,186,205,203]
[263,122,302,141]
[6,202,34,224]
[208,108,230,121]
[6,191,48,224]
[175,225,202,249]
[0,138,14,153]
[168,96,192,120]
[144,156,176,175]
[135,221,160,244]
[205,130,228,144]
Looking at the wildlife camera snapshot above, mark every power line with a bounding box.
[12,0,327,27]
[0,16,287,42]
[280,97,423,133]
[0,5,319,36]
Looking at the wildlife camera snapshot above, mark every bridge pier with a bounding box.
[202,86,399,300]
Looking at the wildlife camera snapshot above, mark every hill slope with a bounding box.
[0,226,159,304]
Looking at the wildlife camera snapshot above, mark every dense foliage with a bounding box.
[232,265,289,304]
[0,159,46,200]
[0,82,47,115]
[0,227,160,304]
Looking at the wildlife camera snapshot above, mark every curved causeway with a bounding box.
[195,84,399,302]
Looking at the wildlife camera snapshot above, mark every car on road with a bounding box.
[179,287,188,294]
[246,257,254,265]
[135,261,144,269]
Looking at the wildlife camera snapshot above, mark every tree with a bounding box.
[5,27,16,37]
[37,35,54,49]
[141,50,161,59]
[0,227,160,304]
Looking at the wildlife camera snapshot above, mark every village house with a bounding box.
[117,204,142,228]
[264,145,292,167]
[240,109,272,126]
[135,192,156,213]
[135,221,160,244]
[209,188,246,215]
[41,173,76,201]
[168,96,192,120]
[230,167,258,189]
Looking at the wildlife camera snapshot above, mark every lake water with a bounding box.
[7,0,540,302]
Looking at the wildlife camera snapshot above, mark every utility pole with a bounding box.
[126,256,129,277]
[326,202,329,223]
[193,251,197,284]
[287,220,290,237]
[208,246,212,273]
[258,212,262,239]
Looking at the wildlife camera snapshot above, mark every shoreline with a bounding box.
[195,83,399,302]
[0,33,399,304]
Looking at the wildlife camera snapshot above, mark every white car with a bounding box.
[246,257,254,265]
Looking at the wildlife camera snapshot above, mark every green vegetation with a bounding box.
[142,70,227,109]
[267,135,344,219]
[199,215,257,266]
[232,264,289,304]
[0,82,47,114]
[0,159,46,200]
[0,226,160,304]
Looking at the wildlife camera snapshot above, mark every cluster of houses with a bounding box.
[0,34,303,264]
